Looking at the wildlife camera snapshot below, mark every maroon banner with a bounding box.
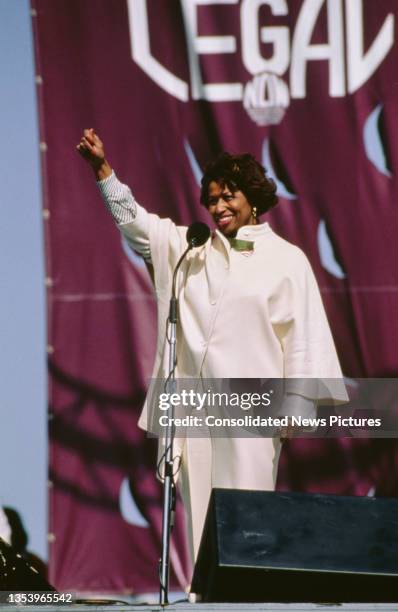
[32,0,398,593]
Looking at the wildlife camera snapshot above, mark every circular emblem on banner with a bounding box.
[243,72,290,126]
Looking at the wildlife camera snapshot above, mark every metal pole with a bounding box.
[159,298,178,606]
[158,234,208,605]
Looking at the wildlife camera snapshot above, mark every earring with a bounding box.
[252,206,257,219]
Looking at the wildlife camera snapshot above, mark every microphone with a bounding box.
[186,222,210,248]
[170,222,210,309]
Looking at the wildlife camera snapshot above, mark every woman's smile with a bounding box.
[216,213,234,229]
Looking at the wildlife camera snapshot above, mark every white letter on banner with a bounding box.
[290,0,345,98]
[346,0,394,94]
[241,0,289,76]
[127,0,188,101]
[181,0,242,101]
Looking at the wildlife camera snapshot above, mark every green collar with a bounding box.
[228,237,254,251]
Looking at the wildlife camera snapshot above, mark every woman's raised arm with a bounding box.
[76,128,112,181]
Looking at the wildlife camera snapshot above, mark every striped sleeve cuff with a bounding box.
[97,171,137,225]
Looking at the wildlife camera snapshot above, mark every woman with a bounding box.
[77,129,347,561]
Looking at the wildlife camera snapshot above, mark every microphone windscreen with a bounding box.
[186,222,210,247]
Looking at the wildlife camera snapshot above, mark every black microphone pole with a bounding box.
[159,223,210,607]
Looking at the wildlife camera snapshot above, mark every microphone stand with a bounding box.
[158,222,210,606]
[159,245,191,607]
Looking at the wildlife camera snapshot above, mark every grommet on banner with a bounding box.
[30,8,37,17]
[46,344,54,354]
[47,533,56,543]
[35,75,43,85]
[43,209,50,219]
[45,277,53,287]
[47,480,53,488]
[40,142,47,152]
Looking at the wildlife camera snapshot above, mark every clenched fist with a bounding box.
[76,128,112,181]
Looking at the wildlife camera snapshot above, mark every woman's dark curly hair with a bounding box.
[200,152,278,215]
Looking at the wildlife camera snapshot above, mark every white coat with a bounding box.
[118,202,347,561]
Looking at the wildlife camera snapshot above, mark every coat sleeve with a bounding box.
[97,170,189,266]
[274,248,348,404]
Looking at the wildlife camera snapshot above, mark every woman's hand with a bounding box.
[76,128,112,181]
[278,422,296,442]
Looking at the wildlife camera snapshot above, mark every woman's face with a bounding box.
[206,181,255,237]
